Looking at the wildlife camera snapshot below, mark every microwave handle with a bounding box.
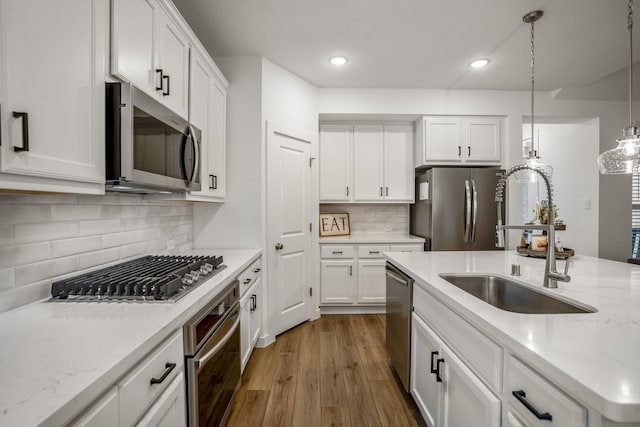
[188,125,199,187]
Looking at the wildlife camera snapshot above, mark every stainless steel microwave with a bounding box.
[105,82,201,193]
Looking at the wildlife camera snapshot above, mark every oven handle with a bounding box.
[194,313,240,371]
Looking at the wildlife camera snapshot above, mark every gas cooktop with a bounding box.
[50,255,225,302]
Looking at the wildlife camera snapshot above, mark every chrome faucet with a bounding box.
[495,164,571,288]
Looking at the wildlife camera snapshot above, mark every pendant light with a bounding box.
[515,10,554,184]
[598,0,640,174]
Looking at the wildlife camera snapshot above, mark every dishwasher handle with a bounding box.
[385,264,413,288]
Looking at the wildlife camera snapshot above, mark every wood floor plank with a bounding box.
[370,379,420,427]
[321,407,352,427]
[320,331,349,407]
[291,371,321,427]
[225,389,270,427]
[263,351,299,427]
[298,319,320,372]
[339,342,382,427]
[241,345,280,390]
[278,322,302,353]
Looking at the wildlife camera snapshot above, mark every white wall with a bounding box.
[318,88,631,262]
[193,57,263,249]
[522,121,600,256]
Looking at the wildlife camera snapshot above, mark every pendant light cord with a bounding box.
[530,19,536,153]
[629,0,634,127]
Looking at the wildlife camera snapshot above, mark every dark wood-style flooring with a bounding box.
[226,314,426,427]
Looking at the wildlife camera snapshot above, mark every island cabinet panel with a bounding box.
[320,259,355,304]
[70,388,119,427]
[507,356,587,427]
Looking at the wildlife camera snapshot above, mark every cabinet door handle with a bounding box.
[512,390,553,421]
[252,294,257,311]
[435,358,444,382]
[385,186,389,196]
[349,265,352,276]
[209,174,214,189]
[12,112,29,152]
[150,362,176,385]
[346,186,349,197]
[250,294,256,311]
[468,146,471,156]
[213,175,217,190]
[380,187,383,197]
[155,69,164,90]
[430,351,439,374]
[458,146,462,156]
[162,75,171,96]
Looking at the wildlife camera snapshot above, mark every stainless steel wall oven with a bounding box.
[184,280,241,426]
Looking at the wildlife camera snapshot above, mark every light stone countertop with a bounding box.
[383,250,640,423]
[319,233,425,244]
[0,248,261,427]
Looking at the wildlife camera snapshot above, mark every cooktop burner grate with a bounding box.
[50,255,224,302]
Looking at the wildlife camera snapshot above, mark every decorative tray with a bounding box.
[516,246,574,259]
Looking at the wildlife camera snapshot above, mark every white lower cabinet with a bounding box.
[135,374,186,427]
[320,259,354,304]
[71,330,185,427]
[319,242,422,309]
[411,312,500,427]
[239,258,263,371]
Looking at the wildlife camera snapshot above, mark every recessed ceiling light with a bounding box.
[470,58,490,69]
[329,56,348,66]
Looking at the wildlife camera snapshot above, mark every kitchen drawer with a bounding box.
[507,356,587,427]
[321,245,355,259]
[389,243,423,252]
[413,285,502,393]
[239,258,262,295]
[357,244,390,258]
[119,330,184,427]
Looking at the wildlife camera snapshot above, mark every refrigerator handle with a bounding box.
[464,180,472,242]
[471,180,478,242]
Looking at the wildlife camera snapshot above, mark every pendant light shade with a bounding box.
[599,0,640,174]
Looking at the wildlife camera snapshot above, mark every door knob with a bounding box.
[275,243,284,250]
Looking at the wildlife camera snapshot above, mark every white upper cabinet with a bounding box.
[0,0,108,194]
[415,116,502,167]
[320,123,414,203]
[353,124,384,201]
[112,0,190,118]
[186,47,228,201]
[383,124,414,201]
[319,124,352,201]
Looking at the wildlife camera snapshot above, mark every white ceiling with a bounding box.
[173,0,640,99]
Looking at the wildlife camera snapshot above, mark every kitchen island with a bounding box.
[0,248,261,427]
[384,250,640,425]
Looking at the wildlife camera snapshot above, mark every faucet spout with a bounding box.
[494,164,570,288]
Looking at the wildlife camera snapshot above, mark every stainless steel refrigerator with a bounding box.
[410,168,505,251]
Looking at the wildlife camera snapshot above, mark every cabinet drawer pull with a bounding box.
[430,351,439,374]
[12,112,29,152]
[150,362,176,385]
[512,390,552,421]
[332,251,343,255]
[155,69,164,90]
[253,268,261,273]
[162,75,171,96]
[369,251,380,254]
[435,358,444,382]
[243,278,251,284]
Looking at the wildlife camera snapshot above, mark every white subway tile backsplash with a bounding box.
[51,236,103,258]
[78,248,121,270]
[0,205,50,224]
[14,222,78,244]
[0,193,194,311]
[0,243,50,269]
[51,204,102,222]
[320,203,410,234]
[78,219,122,236]
[15,256,78,287]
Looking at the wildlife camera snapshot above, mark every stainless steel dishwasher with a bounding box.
[385,262,413,392]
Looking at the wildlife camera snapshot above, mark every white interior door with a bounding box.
[267,123,313,336]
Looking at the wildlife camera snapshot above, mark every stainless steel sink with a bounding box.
[438,274,596,314]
